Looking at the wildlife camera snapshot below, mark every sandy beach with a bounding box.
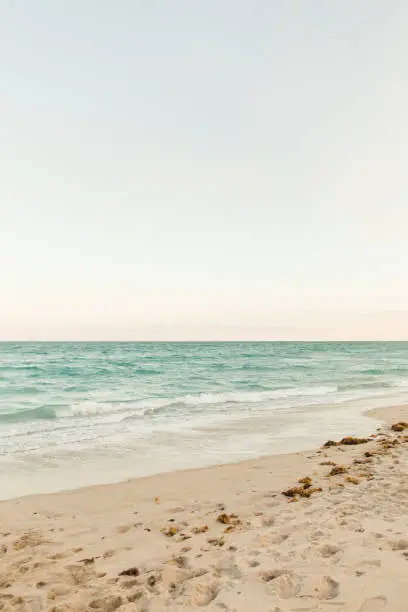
[1,406,408,611]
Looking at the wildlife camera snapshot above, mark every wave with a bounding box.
[0,386,44,396]
[337,381,395,391]
[0,405,57,423]
[0,385,338,425]
[2,378,407,427]
[178,387,337,406]
[234,364,284,372]
[69,386,340,419]
[0,364,44,372]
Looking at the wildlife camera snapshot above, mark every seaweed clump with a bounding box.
[323,440,338,447]
[216,512,238,525]
[339,437,369,445]
[216,512,242,532]
[192,525,208,534]
[282,477,322,501]
[379,439,400,450]
[323,436,369,448]
[119,567,139,577]
[391,422,408,432]
[345,475,360,485]
[329,465,347,476]
[161,526,179,537]
[208,536,225,547]
[353,458,372,465]
[298,476,313,487]
[282,486,322,500]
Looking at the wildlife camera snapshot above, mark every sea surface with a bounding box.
[1,342,408,499]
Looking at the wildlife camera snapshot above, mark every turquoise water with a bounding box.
[1,342,408,498]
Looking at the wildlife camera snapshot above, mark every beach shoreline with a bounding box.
[3,341,408,503]
[0,402,386,505]
[0,395,391,503]
[1,404,408,610]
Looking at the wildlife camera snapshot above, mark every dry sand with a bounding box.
[1,405,408,611]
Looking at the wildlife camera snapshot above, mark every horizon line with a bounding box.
[1,339,408,344]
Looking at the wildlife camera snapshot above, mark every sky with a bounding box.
[1,0,408,341]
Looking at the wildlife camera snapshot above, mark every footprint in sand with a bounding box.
[103,549,116,559]
[13,532,48,551]
[20,594,46,612]
[64,563,94,586]
[358,596,387,611]
[275,573,300,598]
[388,538,408,551]
[49,552,69,561]
[318,543,341,557]
[187,580,219,606]
[88,594,123,610]
[315,575,339,600]
[213,559,242,580]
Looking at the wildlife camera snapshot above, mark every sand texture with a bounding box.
[1,405,408,611]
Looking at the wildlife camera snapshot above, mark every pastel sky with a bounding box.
[1,1,408,340]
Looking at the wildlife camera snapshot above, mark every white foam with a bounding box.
[181,386,337,406]
[49,386,340,421]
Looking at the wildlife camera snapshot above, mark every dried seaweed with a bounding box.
[208,536,225,547]
[119,567,140,577]
[329,465,347,476]
[161,526,179,537]
[339,437,369,445]
[216,513,238,525]
[345,476,360,485]
[282,485,322,499]
[192,525,208,534]
[391,422,408,432]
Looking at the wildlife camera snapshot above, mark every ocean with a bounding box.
[1,341,407,499]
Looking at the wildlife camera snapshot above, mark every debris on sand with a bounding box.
[391,422,408,432]
[192,525,208,534]
[323,436,369,448]
[80,557,98,565]
[216,513,238,525]
[167,556,189,568]
[119,567,140,577]
[147,575,157,588]
[339,437,369,445]
[216,513,242,532]
[161,526,179,537]
[345,476,360,485]
[208,536,225,547]
[282,482,322,500]
[379,439,400,450]
[298,477,313,487]
[329,465,347,477]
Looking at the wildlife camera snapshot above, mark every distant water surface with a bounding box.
[1,342,407,499]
